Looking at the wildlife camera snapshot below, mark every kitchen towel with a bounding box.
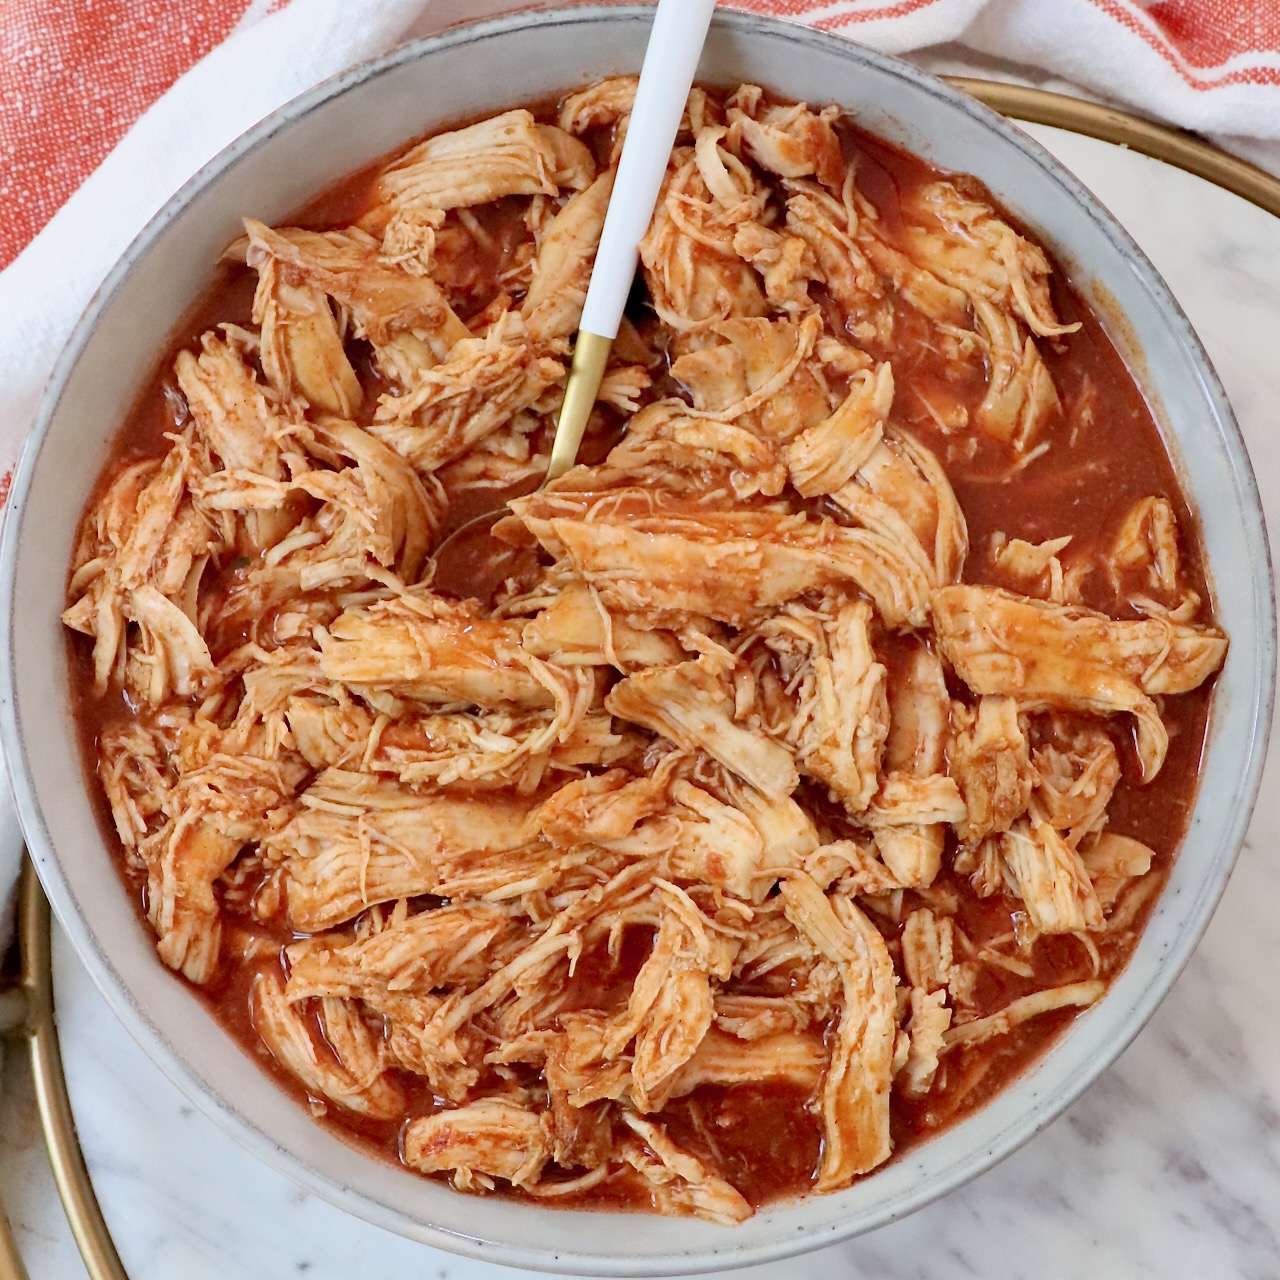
[1,0,1278,932]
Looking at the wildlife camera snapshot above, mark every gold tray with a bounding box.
[4,79,1279,1280]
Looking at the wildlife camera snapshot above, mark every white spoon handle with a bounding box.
[578,0,718,338]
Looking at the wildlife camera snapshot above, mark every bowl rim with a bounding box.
[1,5,1274,1275]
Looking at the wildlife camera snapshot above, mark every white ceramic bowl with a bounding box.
[1,8,1274,1275]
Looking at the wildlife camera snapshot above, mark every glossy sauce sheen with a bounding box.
[68,88,1215,1213]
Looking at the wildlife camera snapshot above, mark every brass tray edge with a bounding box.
[950,78,1280,220]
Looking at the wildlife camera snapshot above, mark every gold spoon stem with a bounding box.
[546,330,614,482]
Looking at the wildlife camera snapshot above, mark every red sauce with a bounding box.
[66,85,1217,1215]
[665,1084,822,1207]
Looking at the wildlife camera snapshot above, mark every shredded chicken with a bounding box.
[64,81,1226,1225]
[728,86,844,187]
[607,657,799,796]
[831,427,968,587]
[781,875,896,1188]
[620,1114,752,1223]
[404,1097,553,1189]
[1081,831,1156,913]
[671,314,831,439]
[786,363,893,497]
[973,297,1061,447]
[370,313,565,471]
[317,593,586,709]
[755,600,888,813]
[1109,495,1202,621]
[944,981,1106,1050]
[373,110,593,214]
[639,142,768,330]
[523,170,615,342]
[989,533,1076,603]
[869,639,953,886]
[951,697,1034,845]
[242,219,470,380]
[901,987,951,1097]
[1001,819,1104,934]
[252,971,405,1119]
[900,181,1081,338]
[934,585,1226,779]
[901,909,954,992]
[512,489,932,628]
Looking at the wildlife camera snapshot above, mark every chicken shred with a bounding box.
[900,180,1081,338]
[252,971,405,1119]
[606,657,799,797]
[373,110,592,214]
[901,987,951,1097]
[933,584,1226,779]
[755,600,887,813]
[403,1097,554,1189]
[620,1114,752,1224]
[1001,819,1104,934]
[780,876,896,1188]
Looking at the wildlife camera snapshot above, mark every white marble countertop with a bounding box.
[3,121,1279,1280]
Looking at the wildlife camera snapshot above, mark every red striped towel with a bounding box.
[4,0,1280,271]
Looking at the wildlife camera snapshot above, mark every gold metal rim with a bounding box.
[951,78,1280,220]
[7,79,1280,1280]
[14,863,127,1280]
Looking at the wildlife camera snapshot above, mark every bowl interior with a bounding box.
[1,7,1273,1275]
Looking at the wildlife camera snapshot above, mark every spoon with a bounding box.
[432,0,719,588]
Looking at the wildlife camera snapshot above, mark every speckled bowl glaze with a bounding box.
[1,8,1273,1275]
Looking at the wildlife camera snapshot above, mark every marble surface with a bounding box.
[3,122,1279,1280]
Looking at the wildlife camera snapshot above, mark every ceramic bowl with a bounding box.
[1,7,1273,1275]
